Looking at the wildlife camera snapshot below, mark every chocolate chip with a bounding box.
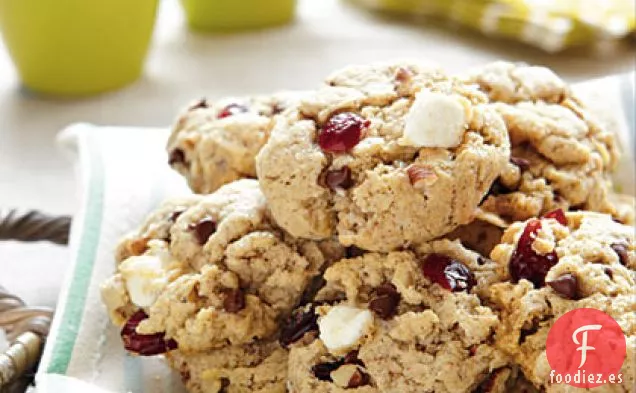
[510,156,530,171]
[189,217,216,245]
[488,180,511,196]
[189,98,208,111]
[547,274,579,300]
[519,325,539,345]
[312,361,342,381]
[219,378,230,393]
[604,267,614,279]
[611,243,629,266]
[473,368,505,393]
[271,103,285,115]
[345,246,366,258]
[469,345,478,356]
[320,166,354,191]
[369,283,401,320]
[169,207,187,222]
[347,368,370,388]
[223,289,246,313]
[279,305,319,347]
[168,148,186,166]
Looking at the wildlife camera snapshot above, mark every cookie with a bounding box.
[167,341,288,393]
[256,61,510,251]
[486,210,635,392]
[284,239,512,393]
[463,61,634,225]
[167,92,303,194]
[101,179,344,392]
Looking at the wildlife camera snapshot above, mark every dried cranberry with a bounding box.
[320,166,354,190]
[510,156,530,171]
[217,103,249,119]
[543,209,567,226]
[509,219,558,288]
[318,112,368,153]
[369,283,401,319]
[168,148,186,166]
[611,243,629,266]
[279,305,319,347]
[421,254,476,292]
[223,289,246,313]
[189,217,216,245]
[546,274,579,300]
[121,310,177,356]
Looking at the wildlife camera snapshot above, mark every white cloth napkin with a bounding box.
[33,73,635,393]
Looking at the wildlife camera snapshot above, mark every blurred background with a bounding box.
[0,0,634,309]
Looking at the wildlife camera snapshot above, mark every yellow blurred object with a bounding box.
[181,0,296,32]
[348,0,636,52]
[0,0,158,96]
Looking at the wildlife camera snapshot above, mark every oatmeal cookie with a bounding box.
[486,210,635,392]
[284,239,512,393]
[256,61,510,251]
[463,61,634,225]
[168,92,303,194]
[101,179,344,392]
[167,341,288,393]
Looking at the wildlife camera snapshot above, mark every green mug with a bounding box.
[181,0,296,32]
[0,0,158,96]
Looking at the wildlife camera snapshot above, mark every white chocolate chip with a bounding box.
[401,90,468,148]
[318,305,373,355]
[119,255,168,308]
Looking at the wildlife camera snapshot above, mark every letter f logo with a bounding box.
[572,324,602,368]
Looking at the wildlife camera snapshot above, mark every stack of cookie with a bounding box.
[101,61,635,393]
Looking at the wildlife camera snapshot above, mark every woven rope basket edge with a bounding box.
[0,209,71,391]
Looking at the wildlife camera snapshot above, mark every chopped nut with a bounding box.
[407,165,438,189]
[330,364,370,388]
[129,237,150,256]
[395,67,413,83]
[223,289,246,313]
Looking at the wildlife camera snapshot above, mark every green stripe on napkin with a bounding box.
[47,134,106,375]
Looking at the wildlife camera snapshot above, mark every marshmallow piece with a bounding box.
[318,305,373,355]
[402,90,469,148]
[120,255,168,308]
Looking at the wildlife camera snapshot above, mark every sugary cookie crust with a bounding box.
[486,211,635,392]
[257,61,510,251]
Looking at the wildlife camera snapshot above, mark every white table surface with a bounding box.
[1,0,634,309]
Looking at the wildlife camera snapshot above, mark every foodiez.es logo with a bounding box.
[546,308,626,388]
